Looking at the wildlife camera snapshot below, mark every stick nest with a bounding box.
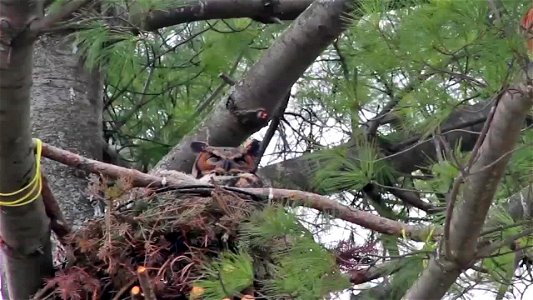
[36,186,260,300]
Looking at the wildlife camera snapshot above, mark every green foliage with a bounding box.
[310,134,396,193]
[240,206,350,299]
[426,160,459,194]
[199,19,261,74]
[240,205,312,245]
[337,0,525,134]
[501,129,533,194]
[73,21,138,71]
[195,251,255,299]
[195,206,349,299]
[47,0,71,15]
[482,247,516,288]
[480,208,532,290]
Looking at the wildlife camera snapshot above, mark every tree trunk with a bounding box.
[0,0,53,298]
[31,34,104,229]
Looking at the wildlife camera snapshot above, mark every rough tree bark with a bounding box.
[0,0,53,298]
[31,34,103,229]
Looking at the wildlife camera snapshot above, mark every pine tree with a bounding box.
[0,0,532,299]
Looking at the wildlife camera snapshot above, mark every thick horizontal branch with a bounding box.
[138,0,314,31]
[39,141,431,242]
[41,142,199,187]
[258,101,532,194]
[36,0,311,35]
[249,187,431,241]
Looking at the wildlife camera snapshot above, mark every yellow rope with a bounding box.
[0,138,43,207]
[400,228,407,240]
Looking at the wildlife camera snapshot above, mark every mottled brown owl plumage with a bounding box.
[190,140,263,188]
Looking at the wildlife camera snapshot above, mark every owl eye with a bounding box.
[207,156,221,163]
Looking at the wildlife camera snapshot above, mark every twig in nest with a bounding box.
[137,266,156,300]
[212,184,232,215]
[112,277,138,300]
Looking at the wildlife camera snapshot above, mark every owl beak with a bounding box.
[222,160,231,171]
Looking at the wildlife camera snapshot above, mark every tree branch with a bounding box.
[348,258,408,284]
[40,171,71,241]
[135,0,314,31]
[253,89,292,172]
[38,140,432,242]
[258,101,532,194]
[29,0,90,36]
[404,77,533,299]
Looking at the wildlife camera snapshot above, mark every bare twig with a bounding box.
[476,228,533,259]
[219,73,236,86]
[387,188,439,213]
[348,258,408,284]
[40,140,200,187]
[253,90,292,172]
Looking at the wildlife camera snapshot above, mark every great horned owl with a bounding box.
[190,139,264,188]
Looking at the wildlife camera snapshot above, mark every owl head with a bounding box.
[190,139,261,179]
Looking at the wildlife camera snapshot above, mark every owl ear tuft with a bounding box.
[245,139,261,157]
[191,141,208,153]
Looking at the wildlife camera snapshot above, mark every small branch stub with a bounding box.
[136,266,156,300]
[225,96,270,129]
[130,285,143,300]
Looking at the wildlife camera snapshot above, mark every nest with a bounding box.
[35,186,261,300]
